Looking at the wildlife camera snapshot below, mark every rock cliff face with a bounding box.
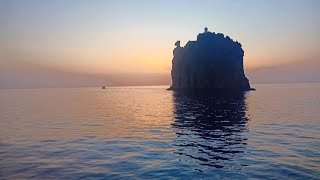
[169,28,251,91]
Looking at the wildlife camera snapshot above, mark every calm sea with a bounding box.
[0,84,319,179]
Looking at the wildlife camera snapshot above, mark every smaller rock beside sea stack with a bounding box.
[169,27,252,92]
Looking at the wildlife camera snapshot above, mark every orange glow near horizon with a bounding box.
[1,0,319,88]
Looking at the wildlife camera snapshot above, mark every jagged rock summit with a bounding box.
[168,27,251,91]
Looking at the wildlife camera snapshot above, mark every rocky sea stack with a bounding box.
[169,27,252,92]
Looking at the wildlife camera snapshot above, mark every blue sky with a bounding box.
[1,0,319,88]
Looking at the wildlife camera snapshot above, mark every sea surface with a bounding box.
[0,84,319,179]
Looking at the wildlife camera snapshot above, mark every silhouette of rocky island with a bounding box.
[168,27,252,91]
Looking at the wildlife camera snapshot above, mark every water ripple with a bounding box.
[0,85,319,179]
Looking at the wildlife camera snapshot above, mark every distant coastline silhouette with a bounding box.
[169,27,252,91]
[171,91,250,168]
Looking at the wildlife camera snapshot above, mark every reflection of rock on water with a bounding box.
[172,92,250,168]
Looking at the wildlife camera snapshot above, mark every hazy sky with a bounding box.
[1,0,320,88]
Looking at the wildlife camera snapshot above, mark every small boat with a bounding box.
[102,86,106,89]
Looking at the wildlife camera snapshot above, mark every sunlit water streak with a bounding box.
[0,84,319,179]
